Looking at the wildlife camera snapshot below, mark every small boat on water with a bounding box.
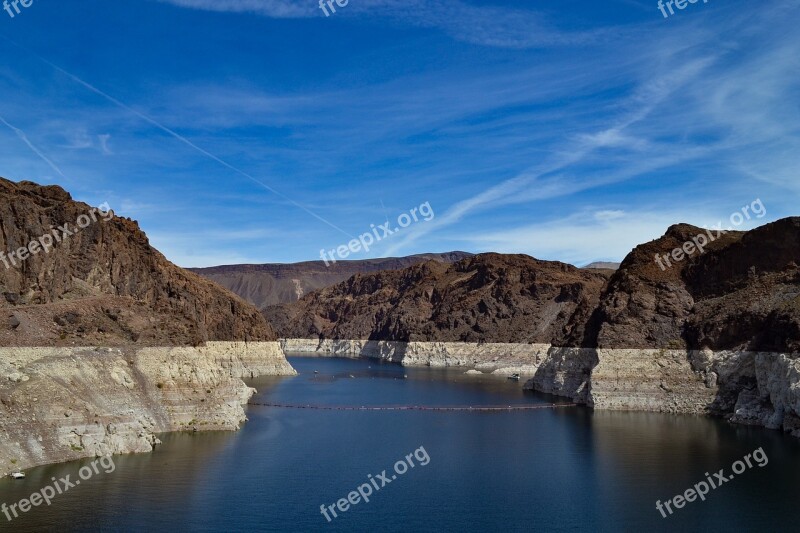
[10,472,25,480]
[508,373,521,381]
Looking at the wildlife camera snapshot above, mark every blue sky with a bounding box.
[0,0,798,267]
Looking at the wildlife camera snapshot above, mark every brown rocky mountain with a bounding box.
[0,178,275,346]
[189,252,473,309]
[585,219,800,352]
[568,219,800,427]
[277,220,799,352]
[266,253,611,344]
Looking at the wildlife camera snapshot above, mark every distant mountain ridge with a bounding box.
[189,252,473,309]
[265,253,610,344]
[583,262,621,270]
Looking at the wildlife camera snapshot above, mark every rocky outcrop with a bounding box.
[0,178,296,473]
[0,178,276,346]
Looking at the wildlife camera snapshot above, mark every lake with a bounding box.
[1,355,799,532]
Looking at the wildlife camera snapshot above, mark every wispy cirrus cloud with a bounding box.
[384,54,718,255]
[381,2,800,258]
[156,0,312,18]
[156,0,614,48]
[2,0,796,267]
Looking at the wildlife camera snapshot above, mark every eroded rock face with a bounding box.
[586,219,800,353]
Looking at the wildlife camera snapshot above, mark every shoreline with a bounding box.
[280,338,548,376]
[6,338,799,475]
[280,338,800,438]
[0,342,296,476]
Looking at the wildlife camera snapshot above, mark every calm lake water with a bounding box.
[1,355,799,532]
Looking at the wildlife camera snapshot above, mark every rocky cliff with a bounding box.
[0,178,295,475]
[0,178,275,346]
[569,218,800,433]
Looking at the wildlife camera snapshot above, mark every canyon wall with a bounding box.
[0,178,296,473]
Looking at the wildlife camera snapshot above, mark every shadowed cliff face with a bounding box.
[588,218,800,352]
[683,218,800,353]
[265,253,611,344]
[0,178,275,346]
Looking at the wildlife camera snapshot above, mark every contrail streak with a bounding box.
[1,36,353,239]
[0,114,67,179]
